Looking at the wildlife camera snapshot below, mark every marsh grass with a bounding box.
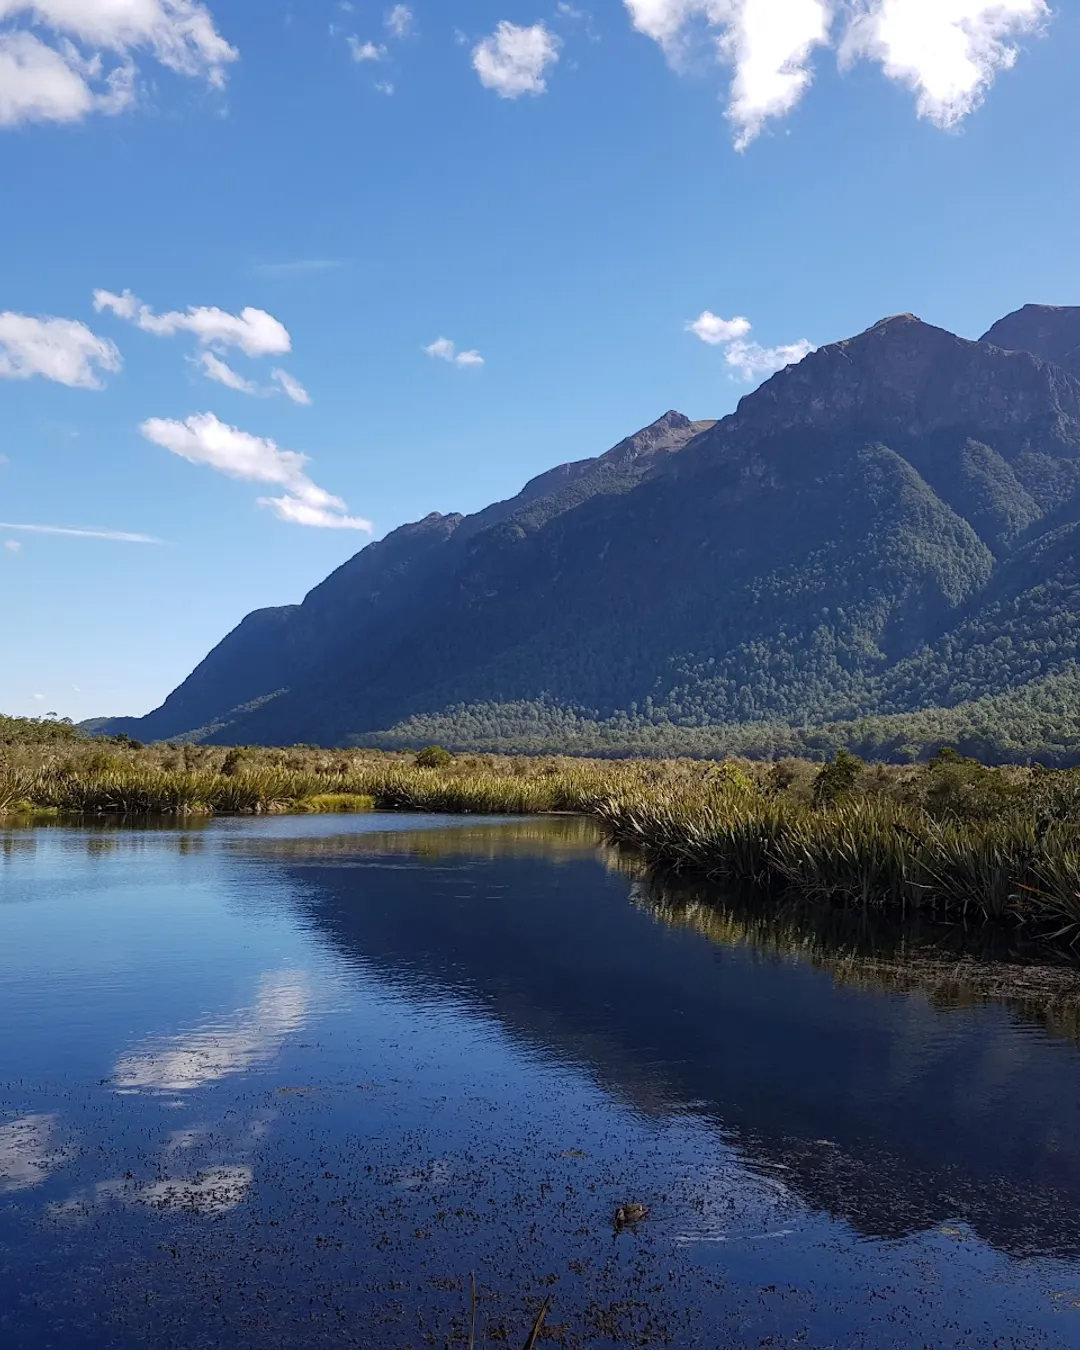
[6,738,1080,937]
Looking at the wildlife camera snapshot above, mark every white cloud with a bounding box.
[374,79,394,94]
[625,0,1048,145]
[385,4,413,38]
[724,336,815,378]
[687,310,814,379]
[94,289,291,358]
[625,1,832,148]
[139,412,370,530]
[197,350,257,394]
[425,336,485,368]
[92,287,139,320]
[0,30,132,125]
[3,539,21,553]
[193,355,311,403]
[0,0,236,128]
[271,368,312,405]
[841,0,1049,127]
[0,522,162,542]
[348,36,386,61]
[686,310,752,344]
[472,21,560,98]
[0,312,121,388]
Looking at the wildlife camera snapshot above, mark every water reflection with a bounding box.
[4,816,1080,1348]
[636,873,1080,1044]
[262,819,1080,1259]
[112,971,311,1093]
[243,814,607,864]
[0,1114,65,1193]
[50,1166,254,1222]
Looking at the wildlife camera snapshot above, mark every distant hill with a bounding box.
[100,305,1080,763]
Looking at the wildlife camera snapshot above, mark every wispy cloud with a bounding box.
[0,0,236,129]
[348,36,386,61]
[3,539,21,554]
[0,523,163,543]
[0,312,121,389]
[271,369,312,405]
[472,21,560,98]
[425,336,485,368]
[687,310,814,380]
[384,4,414,39]
[139,412,370,530]
[197,350,258,394]
[190,352,312,405]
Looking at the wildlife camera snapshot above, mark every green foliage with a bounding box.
[908,748,1024,823]
[0,715,83,746]
[352,663,1080,766]
[414,745,453,768]
[813,751,863,807]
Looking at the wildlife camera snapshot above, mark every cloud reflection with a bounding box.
[0,1114,66,1193]
[50,1167,254,1222]
[112,972,310,1093]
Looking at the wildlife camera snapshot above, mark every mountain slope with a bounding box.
[106,411,713,743]
[104,308,1080,759]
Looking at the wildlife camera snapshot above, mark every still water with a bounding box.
[2,814,1080,1348]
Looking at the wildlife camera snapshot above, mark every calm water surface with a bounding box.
[2,814,1080,1348]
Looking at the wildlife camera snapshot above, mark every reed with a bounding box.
[6,739,1080,939]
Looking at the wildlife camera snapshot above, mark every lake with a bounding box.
[2,813,1080,1348]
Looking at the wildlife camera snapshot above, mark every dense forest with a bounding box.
[96,305,1080,763]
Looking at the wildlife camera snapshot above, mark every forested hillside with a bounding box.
[99,305,1080,763]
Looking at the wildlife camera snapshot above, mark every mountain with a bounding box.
[102,307,1080,762]
[982,304,1080,379]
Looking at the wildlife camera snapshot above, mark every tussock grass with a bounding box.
[5,737,1080,939]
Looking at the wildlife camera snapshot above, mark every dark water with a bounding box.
[3,815,1080,1349]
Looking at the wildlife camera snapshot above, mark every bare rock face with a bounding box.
[981,305,1080,379]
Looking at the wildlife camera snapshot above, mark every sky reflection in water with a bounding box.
[2,813,1080,1348]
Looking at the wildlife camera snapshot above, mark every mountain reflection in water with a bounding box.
[3,813,1080,1349]
[256,818,1080,1260]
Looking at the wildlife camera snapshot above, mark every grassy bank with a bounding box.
[5,727,1080,938]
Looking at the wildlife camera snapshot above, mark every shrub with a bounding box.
[813,750,863,807]
[415,745,453,769]
[221,748,246,777]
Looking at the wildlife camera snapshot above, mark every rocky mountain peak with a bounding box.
[600,409,714,468]
[981,304,1080,378]
[715,311,1080,452]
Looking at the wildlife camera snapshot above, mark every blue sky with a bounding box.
[0,0,1076,721]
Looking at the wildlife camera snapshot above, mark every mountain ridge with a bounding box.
[101,305,1080,761]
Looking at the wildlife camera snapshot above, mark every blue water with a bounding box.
[2,814,1080,1348]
